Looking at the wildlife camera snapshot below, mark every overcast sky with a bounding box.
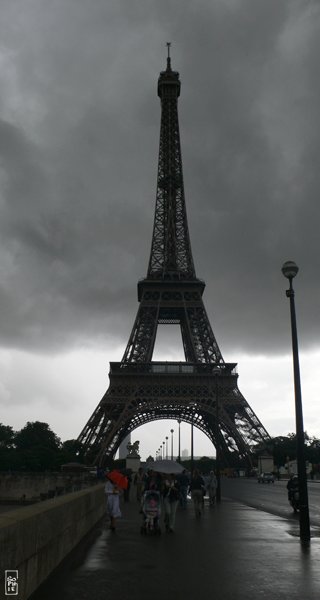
[0,0,319,460]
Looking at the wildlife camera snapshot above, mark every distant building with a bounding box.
[119,434,131,459]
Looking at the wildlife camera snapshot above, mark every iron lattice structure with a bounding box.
[78,53,271,467]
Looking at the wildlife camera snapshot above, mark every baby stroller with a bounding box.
[140,490,161,535]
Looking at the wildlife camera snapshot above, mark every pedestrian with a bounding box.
[134,467,145,502]
[206,470,217,506]
[123,470,132,502]
[178,469,189,509]
[287,474,299,502]
[105,474,122,531]
[162,474,180,532]
[144,469,162,492]
[189,469,205,517]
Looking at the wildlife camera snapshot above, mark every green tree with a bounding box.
[271,433,297,468]
[305,435,320,468]
[270,432,320,471]
[197,456,216,473]
[179,456,216,474]
[0,424,15,449]
[14,421,62,471]
[57,439,85,467]
[0,423,16,470]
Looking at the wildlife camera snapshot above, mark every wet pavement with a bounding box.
[219,478,320,527]
[31,497,320,600]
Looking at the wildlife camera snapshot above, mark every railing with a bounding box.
[109,361,237,375]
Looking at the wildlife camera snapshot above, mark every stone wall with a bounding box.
[0,484,105,600]
[0,472,97,502]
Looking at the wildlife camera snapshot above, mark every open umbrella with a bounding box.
[107,470,128,489]
[147,460,185,475]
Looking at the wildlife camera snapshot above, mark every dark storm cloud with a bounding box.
[0,0,319,356]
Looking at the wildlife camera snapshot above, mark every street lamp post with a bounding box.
[170,429,174,460]
[282,260,310,543]
[190,405,195,476]
[213,367,221,503]
[177,419,181,463]
[165,436,168,460]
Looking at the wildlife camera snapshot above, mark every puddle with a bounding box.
[286,528,320,539]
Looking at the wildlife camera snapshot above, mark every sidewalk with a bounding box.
[31,497,320,600]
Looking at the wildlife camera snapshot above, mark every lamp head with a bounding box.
[281,261,299,279]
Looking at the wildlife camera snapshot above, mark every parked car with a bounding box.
[257,472,274,484]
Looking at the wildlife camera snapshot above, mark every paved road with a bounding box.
[221,478,320,527]
[30,493,320,600]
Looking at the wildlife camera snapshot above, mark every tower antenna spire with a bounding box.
[166,42,171,70]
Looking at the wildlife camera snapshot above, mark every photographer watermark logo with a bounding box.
[5,571,18,596]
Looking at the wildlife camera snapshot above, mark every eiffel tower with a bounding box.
[78,47,271,467]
